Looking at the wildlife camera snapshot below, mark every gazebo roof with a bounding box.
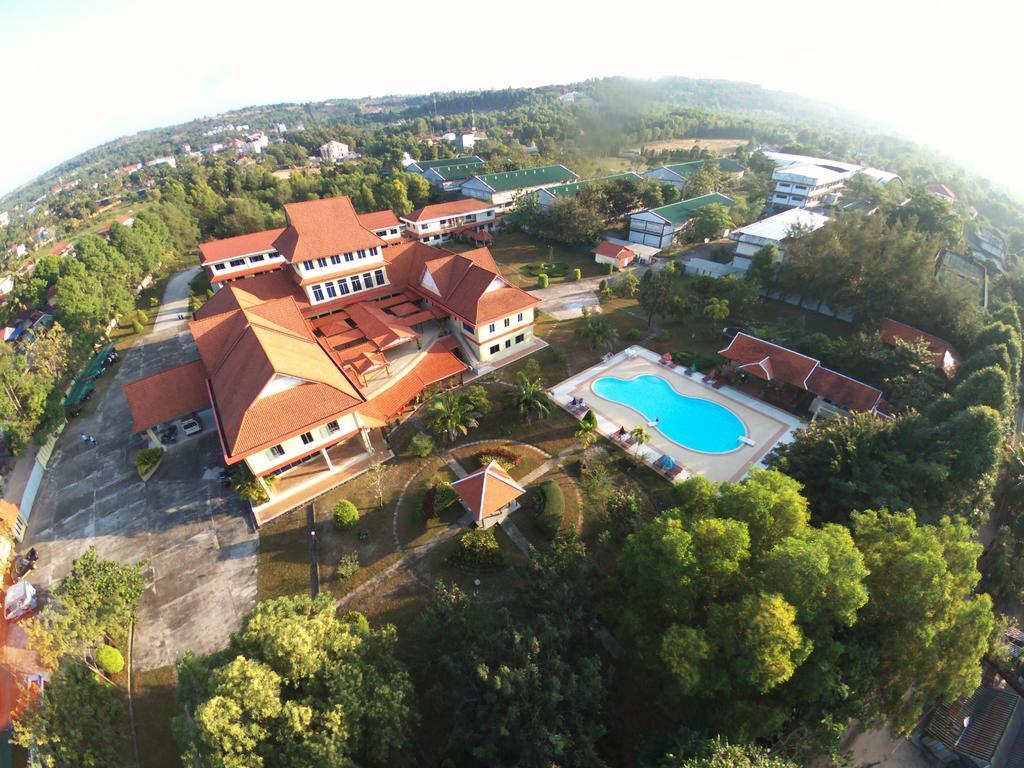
[452,460,525,523]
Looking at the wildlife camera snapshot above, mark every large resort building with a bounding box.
[124,196,540,524]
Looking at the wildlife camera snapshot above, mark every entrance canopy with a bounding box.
[123,359,210,432]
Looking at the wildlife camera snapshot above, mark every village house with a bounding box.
[356,210,403,247]
[763,151,900,210]
[319,140,351,162]
[399,199,497,246]
[419,160,488,191]
[628,193,733,248]
[718,332,883,419]
[926,183,957,204]
[535,172,643,208]
[729,207,830,271]
[642,158,746,188]
[460,165,579,211]
[593,241,637,269]
[879,318,960,377]
[124,196,540,525]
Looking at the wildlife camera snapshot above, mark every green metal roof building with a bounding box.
[650,193,734,225]
[536,172,643,205]
[628,193,734,248]
[460,164,579,208]
[409,155,483,171]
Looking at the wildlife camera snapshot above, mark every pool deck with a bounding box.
[550,346,804,483]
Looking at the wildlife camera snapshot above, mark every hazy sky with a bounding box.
[1,0,1021,198]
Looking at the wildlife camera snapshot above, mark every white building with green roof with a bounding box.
[643,158,746,189]
[460,164,579,210]
[535,172,643,208]
[628,193,734,248]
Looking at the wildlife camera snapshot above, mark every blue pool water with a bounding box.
[591,374,747,453]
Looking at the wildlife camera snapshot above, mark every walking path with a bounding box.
[151,266,199,336]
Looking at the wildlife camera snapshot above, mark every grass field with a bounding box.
[479,231,605,288]
[133,665,181,768]
[623,137,746,155]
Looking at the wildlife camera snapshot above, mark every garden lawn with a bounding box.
[484,231,604,288]
[506,465,582,551]
[411,523,528,600]
[133,665,181,768]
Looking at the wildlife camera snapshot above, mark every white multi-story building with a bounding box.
[319,140,350,162]
[0,211,8,228]
[242,133,269,155]
[730,208,830,271]
[399,199,496,245]
[763,151,899,209]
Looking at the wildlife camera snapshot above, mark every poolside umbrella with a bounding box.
[661,352,672,363]
[660,455,676,471]
[690,363,697,374]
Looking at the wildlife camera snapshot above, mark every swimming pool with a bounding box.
[591,374,747,453]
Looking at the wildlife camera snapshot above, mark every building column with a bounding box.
[359,429,374,455]
[321,447,334,470]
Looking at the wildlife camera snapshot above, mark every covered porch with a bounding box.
[252,429,393,527]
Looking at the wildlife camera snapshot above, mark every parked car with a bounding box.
[181,417,203,436]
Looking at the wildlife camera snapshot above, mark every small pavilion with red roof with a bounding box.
[452,461,526,529]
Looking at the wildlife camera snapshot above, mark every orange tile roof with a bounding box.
[879,318,960,372]
[357,209,401,230]
[198,228,285,265]
[123,360,210,432]
[344,302,418,351]
[452,460,525,523]
[719,332,882,413]
[402,198,493,223]
[194,271,305,320]
[360,336,466,423]
[274,197,384,263]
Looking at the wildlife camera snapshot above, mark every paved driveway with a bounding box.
[23,270,257,671]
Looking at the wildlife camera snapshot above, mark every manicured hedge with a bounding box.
[447,528,505,570]
[522,261,568,277]
[332,500,359,529]
[534,479,564,538]
[96,644,125,675]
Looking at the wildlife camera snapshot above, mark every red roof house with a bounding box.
[593,241,636,268]
[719,332,882,414]
[879,318,960,377]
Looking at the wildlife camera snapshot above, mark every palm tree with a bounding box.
[580,314,618,351]
[629,425,650,460]
[423,389,479,443]
[576,409,598,450]
[508,372,550,423]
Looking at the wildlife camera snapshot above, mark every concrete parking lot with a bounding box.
[23,270,257,671]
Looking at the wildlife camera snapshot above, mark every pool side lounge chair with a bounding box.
[665,465,685,480]
[623,435,637,447]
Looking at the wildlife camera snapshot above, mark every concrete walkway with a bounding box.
[151,266,199,335]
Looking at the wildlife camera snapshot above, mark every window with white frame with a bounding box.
[230,258,245,267]
[374,269,385,286]
[300,432,314,445]
[324,420,340,435]
[214,263,226,270]
[330,254,341,265]
[338,278,350,295]
[312,285,325,302]
[250,254,265,263]
[325,282,337,298]
[269,444,285,458]
[362,272,372,288]
[517,313,523,322]
[303,260,314,270]
[504,318,510,327]
[316,257,328,268]
[344,252,354,262]
[351,275,362,291]
[488,323,495,333]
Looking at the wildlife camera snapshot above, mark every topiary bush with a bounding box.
[134,447,164,477]
[332,500,359,529]
[572,268,582,281]
[433,480,459,511]
[534,479,565,538]
[95,644,125,676]
[336,552,360,580]
[131,319,145,335]
[625,327,642,342]
[537,273,549,289]
[408,432,435,458]
[447,528,505,570]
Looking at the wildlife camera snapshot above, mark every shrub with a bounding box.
[149,296,159,308]
[447,528,504,569]
[572,268,582,281]
[336,552,360,580]
[522,262,567,278]
[537,273,549,288]
[420,485,438,519]
[433,480,459,511]
[477,446,521,470]
[625,328,642,342]
[134,447,164,477]
[95,644,125,675]
[131,319,145,334]
[535,479,565,538]
[605,262,615,275]
[233,466,273,505]
[332,500,359,529]
[407,432,435,458]
[552,347,567,364]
